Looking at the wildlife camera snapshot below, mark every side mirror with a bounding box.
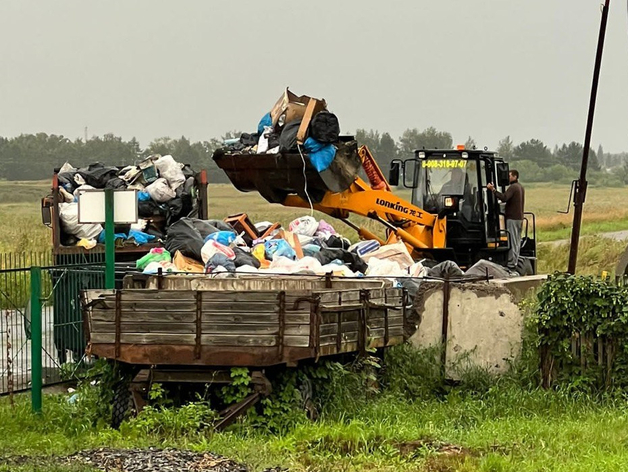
[496,163,510,187]
[388,161,401,186]
[41,198,52,227]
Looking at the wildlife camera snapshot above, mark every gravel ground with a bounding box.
[64,448,285,472]
[0,448,285,472]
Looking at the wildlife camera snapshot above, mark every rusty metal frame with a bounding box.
[194,291,202,360]
[114,290,121,358]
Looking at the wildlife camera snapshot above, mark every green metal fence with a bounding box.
[0,251,105,400]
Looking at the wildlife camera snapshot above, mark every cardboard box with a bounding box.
[270,88,327,128]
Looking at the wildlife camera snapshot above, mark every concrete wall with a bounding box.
[409,275,546,379]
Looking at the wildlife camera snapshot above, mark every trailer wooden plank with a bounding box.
[200,335,278,347]
[91,333,196,345]
[91,309,197,323]
[284,335,310,347]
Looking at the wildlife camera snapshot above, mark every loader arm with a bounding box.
[282,146,447,251]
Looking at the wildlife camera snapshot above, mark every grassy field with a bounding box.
[2,180,627,273]
[3,363,628,472]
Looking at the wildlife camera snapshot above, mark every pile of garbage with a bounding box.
[135,212,430,278]
[55,155,201,249]
[221,88,341,173]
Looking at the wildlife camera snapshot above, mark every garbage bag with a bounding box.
[315,219,336,237]
[279,120,302,152]
[366,258,405,277]
[205,231,237,246]
[105,177,128,189]
[58,203,103,240]
[258,112,272,134]
[201,239,236,264]
[155,155,185,190]
[165,218,217,261]
[137,191,151,202]
[128,229,157,246]
[361,241,415,270]
[265,239,297,260]
[304,137,336,172]
[233,247,261,269]
[146,178,176,203]
[77,163,119,188]
[252,244,271,268]
[309,111,340,144]
[324,235,351,250]
[288,216,318,237]
[465,259,510,279]
[314,248,367,274]
[97,231,127,244]
[143,261,178,275]
[240,133,259,147]
[138,199,167,217]
[58,171,78,193]
[427,260,464,278]
[136,247,172,271]
[302,244,322,257]
[205,253,236,273]
[207,219,234,233]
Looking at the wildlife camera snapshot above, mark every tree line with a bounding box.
[0,129,626,185]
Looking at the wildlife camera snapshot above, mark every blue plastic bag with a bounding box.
[304,137,336,172]
[204,231,237,246]
[265,239,296,260]
[258,112,272,134]
[97,230,127,244]
[138,191,151,202]
[128,229,156,246]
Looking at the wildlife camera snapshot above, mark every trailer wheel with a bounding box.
[111,380,132,429]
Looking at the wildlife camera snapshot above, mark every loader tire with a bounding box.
[515,257,533,277]
[111,381,132,429]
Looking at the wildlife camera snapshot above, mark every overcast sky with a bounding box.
[1,1,627,153]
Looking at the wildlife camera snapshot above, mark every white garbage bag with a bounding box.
[155,155,186,190]
[288,216,318,237]
[58,203,103,240]
[145,178,176,203]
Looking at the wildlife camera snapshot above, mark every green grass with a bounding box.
[3,385,628,471]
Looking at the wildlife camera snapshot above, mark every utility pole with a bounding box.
[568,0,610,274]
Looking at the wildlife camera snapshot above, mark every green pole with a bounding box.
[105,188,115,289]
[30,266,42,413]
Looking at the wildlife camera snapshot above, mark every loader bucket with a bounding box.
[212,140,360,204]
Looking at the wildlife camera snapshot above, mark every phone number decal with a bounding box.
[421,160,466,169]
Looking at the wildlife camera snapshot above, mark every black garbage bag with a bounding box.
[427,260,464,278]
[232,247,261,269]
[207,219,234,232]
[138,199,167,218]
[105,177,128,189]
[240,133,259,147]
[314,248,367,274]
[58,171,78,193]
[165,218,219,260]
[77,163,119,188]
[324,235,351,250]
[309,111,340,144]
[279,120,302,152]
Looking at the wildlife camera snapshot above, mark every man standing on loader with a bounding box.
[487,170,525,270]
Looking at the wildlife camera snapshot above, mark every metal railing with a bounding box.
[0,251,105,410]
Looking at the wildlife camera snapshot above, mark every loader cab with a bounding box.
[390,148,536,273]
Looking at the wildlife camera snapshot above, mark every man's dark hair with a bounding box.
[510,169,519,180]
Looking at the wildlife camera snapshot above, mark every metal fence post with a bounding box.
[30,266,42,413]
[105,188,115,289]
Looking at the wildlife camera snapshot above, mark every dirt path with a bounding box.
[543,230,628,247]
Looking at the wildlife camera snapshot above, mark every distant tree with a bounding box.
[597,144,605,168]
[513,139,553,166]
[464,136,477,149]
[497,136,515,160]
[555,141,599,171]
[399,127,453,156]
